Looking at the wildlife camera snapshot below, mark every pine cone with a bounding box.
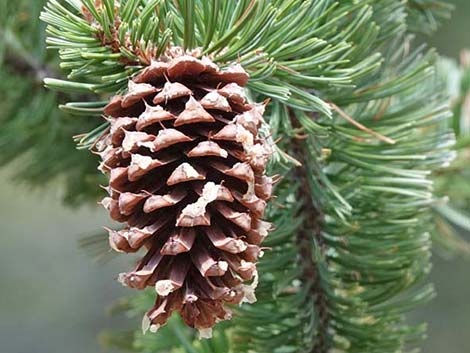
[99,49,273,337]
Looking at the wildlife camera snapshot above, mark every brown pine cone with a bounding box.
[99,48,273,337]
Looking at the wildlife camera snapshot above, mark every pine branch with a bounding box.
[294,141,328,353]
[292,43,452,351]
[286,107,329,353]
[1,28,57,82]
[0,0,105,205]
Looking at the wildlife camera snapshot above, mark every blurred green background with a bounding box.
[414,2,470,351]
[0,1,469,353]
[0,169,130,353]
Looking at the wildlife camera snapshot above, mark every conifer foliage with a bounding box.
[0,0,460,352]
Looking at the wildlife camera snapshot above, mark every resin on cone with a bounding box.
[98,47,273,337]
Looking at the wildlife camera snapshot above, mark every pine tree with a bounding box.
[0,1,466,352]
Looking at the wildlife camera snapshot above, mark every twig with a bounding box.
[329,102,396,144]
[1,28,59,83]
